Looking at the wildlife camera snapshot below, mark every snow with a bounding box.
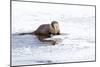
[11,1,95,66]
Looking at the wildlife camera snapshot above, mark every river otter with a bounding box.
[19,21,60,45]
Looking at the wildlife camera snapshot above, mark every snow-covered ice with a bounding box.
[11,1,95,66]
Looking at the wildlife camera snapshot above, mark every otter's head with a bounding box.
[50,21,60,35]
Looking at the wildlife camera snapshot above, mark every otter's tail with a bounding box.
[18,32,35,35]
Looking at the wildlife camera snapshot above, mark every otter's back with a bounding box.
[34,24,50,35]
